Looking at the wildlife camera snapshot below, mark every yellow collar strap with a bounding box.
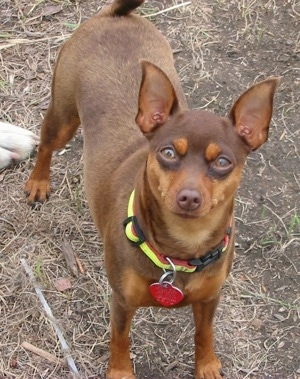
[123,190,231,273]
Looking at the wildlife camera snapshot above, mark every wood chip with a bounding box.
[61,240,78,277]
[165,361,178,372]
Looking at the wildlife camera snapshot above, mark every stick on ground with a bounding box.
[21,341,63,365]
[20,258,80,378]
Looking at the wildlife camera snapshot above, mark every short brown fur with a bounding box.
[25,1,279,378]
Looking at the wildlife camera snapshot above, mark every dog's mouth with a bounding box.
[173,212,199,220]
[173,205,213,219]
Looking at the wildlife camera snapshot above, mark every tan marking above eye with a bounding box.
[173,138,188,156]
[205,143,221,161]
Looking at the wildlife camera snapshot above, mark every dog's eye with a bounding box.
[214,156,231,168]
[209,156,233,178]
[160,147,176,160]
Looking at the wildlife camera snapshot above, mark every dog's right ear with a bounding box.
[135,60,178,134]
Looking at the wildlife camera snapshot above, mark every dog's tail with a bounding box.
[100,0,145,17]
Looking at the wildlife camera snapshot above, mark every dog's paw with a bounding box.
[106,372,136,379]
[195,369,223,379]
[0,121,39,169]
[24,178,50,205]
[106,368,136,379]
[195,357,223,379]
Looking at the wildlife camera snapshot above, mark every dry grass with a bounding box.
[1,0,299,378]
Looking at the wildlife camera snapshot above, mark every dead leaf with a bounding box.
[42,5,62,17]
[54,278,72,292]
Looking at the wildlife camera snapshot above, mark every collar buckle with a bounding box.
[188,248,222,272]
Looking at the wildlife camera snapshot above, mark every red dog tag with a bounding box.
[149,282,184,307]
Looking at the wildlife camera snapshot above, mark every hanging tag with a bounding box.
[149,258,184,307]
[149,281,184,307]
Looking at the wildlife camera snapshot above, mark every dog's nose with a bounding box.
[177,189,201,211]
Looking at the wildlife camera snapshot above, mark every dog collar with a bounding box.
[123,190,231,273]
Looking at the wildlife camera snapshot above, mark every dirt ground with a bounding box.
[0,0,299,378]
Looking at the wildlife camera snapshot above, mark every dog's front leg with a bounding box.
[192,297,223,379]
[107,293,136,379]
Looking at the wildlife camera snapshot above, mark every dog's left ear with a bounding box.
[229,77,280,150]
[135,60,178,134]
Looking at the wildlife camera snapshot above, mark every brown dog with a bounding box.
[25,0,279,378]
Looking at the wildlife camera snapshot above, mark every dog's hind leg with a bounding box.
[24,99,80,204]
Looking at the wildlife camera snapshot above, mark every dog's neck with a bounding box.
[132,173,234,260]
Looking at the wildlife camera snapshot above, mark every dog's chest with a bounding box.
[121,267,226,307]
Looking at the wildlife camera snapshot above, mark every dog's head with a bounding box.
[135,60,279,220]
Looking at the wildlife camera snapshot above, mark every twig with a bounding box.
[263,204,289,236]
[232,279,299,310]
[75,256,85,274]
[143,1,191,18]
[20,258,80,377]
[0,3,192,51]
[0,35,71,50]
[21,341,63,365]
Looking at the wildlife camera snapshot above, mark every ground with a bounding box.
[0,0,299,378]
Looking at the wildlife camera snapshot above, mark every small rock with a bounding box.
[251,318,263,329]
[273,313,285,322]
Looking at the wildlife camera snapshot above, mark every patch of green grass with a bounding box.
[33,260,51,287]
[140,6,160,21]
[260,206,267,219]
[234,280,299,311]
[260,225,277,246]
[64,22,79,30]
[289,214,300,236]
[34,260,43,281]
[0,80,11,94]
[0,33,11,38]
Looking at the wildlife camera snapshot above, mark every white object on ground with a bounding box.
[0,121,39,169]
